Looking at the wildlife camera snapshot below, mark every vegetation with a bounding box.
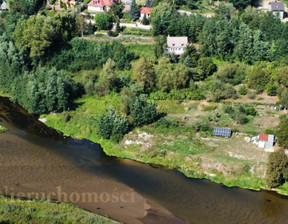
[0,196,118,224]
[0,124,7,133]
[2,0,288,202]
[266,150,288,188]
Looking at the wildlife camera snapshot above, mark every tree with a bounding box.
[276,115,288,148]
[142,14,149,25]
[228,0,254,10]
[197,57,217,79]
[280,88,288,109]
[110,2,124,18]
[9,0,45,15]
[96,59,117,95]
[95,13,112,30]
[155,59,190,92]
[76,14,87,37]
[132,58,155,92]
[246,66,270,92]
[130,95,159,126]
[180,45,198,67]
[150,2,174,36]
[266,150,288,188]
[146,0,154,7]
[98,108,130,142]
[154,35,166,58]
[13,15,55,58]
[130,0,140,21]
[53,11,77,43]
[11,68,77,114]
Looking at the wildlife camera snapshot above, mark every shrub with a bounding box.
[98,108,130,142]
[238,85,247,95]
[154,117,179,128]
[266,82,277,96]
[216,64,246,85]
[264,129,275,135]
[247,90,256,99]
[202,104,217,111]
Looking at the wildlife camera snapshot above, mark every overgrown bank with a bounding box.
[0,196,119,224]
[42,94,288,196]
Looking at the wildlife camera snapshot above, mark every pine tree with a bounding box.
[130,0,140,21]
[142,14,149,25]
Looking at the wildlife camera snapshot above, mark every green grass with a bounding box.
[156,100,186,114]
[127,44,155,60]
[121,28,152,37]
[0,196,119,224]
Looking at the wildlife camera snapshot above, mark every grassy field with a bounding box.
[42,92,288,195]
[0,196,119,224]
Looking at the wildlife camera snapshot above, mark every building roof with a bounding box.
[1,1,8,10]
[87,0,119,7]
[140,7,152,15]
[213,127,232,138]
[259,134,274,142]
[167,36,188,48]
[270,1,285,11]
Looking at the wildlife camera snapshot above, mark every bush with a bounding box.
[216,64,246,85]
[238,85,247,95]
[98,108,130,142]
[266,82,277,96]
[247,90,256,99]
[210,79,237,102]
[95,13,112,30]
[264,129,275,135]
[154,117,179,128]
[202,104,217,111]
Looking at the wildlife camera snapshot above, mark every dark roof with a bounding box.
[271,2,285,11]
[213,127,232,138]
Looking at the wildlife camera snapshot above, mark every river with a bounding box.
[0,96,288,224]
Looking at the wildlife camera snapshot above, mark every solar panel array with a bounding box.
[213,127,232,138]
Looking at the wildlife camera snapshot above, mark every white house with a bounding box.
[270,1,285,20]
[0,1,8,11]
[87,0,119,12]
[140,7,152,20]
[167,35,188,55]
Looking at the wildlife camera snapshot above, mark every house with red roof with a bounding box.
[87,0,120,12]
[140,7,152,19]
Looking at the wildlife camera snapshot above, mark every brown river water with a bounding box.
[0,96,288,224]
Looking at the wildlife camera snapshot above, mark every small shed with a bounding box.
[258,134,275,148]
[213,127,232,138]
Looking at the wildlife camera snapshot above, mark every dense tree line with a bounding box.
[151,3,288,64]
[46,38,135,72]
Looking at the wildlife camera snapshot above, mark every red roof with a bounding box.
[87,0,119,7]
[259,134,269,142]
[140,7,152,15]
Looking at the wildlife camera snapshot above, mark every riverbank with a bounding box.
[0,196,119,223]
[41,93,288,196]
